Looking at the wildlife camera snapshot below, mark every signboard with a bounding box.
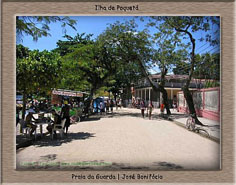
[52,90,83,97]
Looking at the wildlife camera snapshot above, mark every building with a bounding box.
[132,74,206,108]
[177,87,220,121]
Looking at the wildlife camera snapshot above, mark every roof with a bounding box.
[149,74,214,83]
[150,74,189,80]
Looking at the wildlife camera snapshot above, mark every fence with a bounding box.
[177,87,220,121]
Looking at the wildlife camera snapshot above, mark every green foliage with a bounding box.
[149,16,220,48]
[204,80,220,88]
[53,33,95,91]
[16,16,77,42]
[193,52,220,80]
[57,33,115,95]
[16,45,62,95]
[148,16,220,80]
[97,20,152,94]
[54,33,94,56]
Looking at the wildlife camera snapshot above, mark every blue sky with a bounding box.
[18,16,220,55]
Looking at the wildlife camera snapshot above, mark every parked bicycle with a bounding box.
[186,113,209,137]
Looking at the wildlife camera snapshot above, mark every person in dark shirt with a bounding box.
[140,100,146,118]
[110,99,114,113]
[61,101,70,135]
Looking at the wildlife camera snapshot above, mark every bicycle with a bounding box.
[186,114,196,131]
[186,114,209,138]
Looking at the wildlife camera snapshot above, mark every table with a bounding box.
[35,121,51,138]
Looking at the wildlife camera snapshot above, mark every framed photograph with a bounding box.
[1,0,235,184]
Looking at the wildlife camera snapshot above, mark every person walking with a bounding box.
[140,100,146,118]
[160,103,165,116]
[148,101,154,120]
[60,100,70,135]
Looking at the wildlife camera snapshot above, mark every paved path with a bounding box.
[16,108,220,170]
[172,115,220,141]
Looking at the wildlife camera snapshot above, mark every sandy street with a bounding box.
[16,108,220,170]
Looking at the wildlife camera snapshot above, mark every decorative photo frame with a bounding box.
[1,0,235,184]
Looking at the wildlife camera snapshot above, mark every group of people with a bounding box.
[98,99,122,114]
[18,100,72,138]
[139,100,167,120]
[140,100,154,120]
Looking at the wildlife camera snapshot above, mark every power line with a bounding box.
[195,42,209,52]
[205,46,220,54]
[197,44,219,54]
[195,34,218,53]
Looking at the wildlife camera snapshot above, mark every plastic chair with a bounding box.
[51,119,66,139]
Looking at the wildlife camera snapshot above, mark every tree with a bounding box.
[58,33,119,110]
[17,45,62,118]
[149,16,220,125]
[97,26,144,100]
[53,33,94,92]
[16,16,77,42]
[101,20,190,115]
[194,52,220,81]
[151,32,189,115]
[98,21,155,103]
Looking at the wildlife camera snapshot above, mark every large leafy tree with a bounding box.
[17,45,62,118]
[16,16,77,42]
[98,21,154,102]
[151,32,189,115]
[100,20,190,115]
[55,33,115,94]
[97,24,144,100]
[54,33,94,92]
[55,33,119,111]
[149,16,220,125]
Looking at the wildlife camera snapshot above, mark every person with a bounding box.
[116,100,118,110]
[160,103,165,116]
[106,100,110,113]
[47,109,62,138]
[118,99,122,109]
[99,101,104,115]
[110,99,114,113]
[148,101,154,120]
[25,109,37,136]
[140,100,146,118]
[60,100,70,135]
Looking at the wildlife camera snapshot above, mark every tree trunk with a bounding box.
[137,59,171,115]
[160,87,171,115]
[175,26,204,125]
[114,93,117,102]
[159,67,171,115]
[84,88,95,115]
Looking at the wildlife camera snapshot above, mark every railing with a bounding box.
[135,81,202,89]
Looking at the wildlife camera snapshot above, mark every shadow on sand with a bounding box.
[153,161,183,170]
[33,132,95,147]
